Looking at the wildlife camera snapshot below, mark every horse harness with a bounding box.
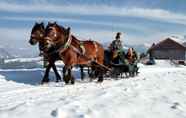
[50,33,98,64]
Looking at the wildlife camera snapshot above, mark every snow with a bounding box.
[168,36,185,44]
[157,36,186,45]
[0,57,64,69]
[0,59,186,118]
[4,57,43,63]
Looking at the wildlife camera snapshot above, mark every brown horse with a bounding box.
[29,22,62,83]
[44,22,104,84]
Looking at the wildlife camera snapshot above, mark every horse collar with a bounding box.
[55,33,72,54]
[64,32,72,48]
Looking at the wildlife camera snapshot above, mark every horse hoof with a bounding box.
[41,81,49,84]
[56,80,59,83]
[71,77,75,84]
[63,75,70,84]
[97,78,103,83]
[56,78,62,83]
[64,81,69,84]
[71,81,75,84]
[41,78,49,84]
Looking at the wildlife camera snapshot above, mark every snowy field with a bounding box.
[0,59,186,118]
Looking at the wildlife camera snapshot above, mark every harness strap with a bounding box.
[71,45,82,55]
[80,41,85,55]
[64,32,72,48]
[54,34,98,65]
[56,32,72,54]
[93,41,98,62]
[71,45,92,65]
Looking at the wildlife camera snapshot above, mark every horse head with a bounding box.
[29,22,45,45]
[44,22,70,50]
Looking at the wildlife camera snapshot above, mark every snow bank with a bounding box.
[0,57,64,69]
[0,60,186,118]
[4,57,43,63]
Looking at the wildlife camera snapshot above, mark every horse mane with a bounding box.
[48,23,101,48]
[71,35,80,43]
[54,23,67,34]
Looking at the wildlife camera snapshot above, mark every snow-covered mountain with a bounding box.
[0,57,43,69]
[0,47,13,59]
[6,47,39,58]
[102,42,148,53]
[126,44,149,53]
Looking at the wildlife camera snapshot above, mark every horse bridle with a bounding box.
[31,26,45,42]
[44,27,72,55]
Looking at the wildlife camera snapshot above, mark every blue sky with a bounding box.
[0,0,186,56]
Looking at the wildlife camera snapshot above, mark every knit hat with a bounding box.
[116,32,121,39]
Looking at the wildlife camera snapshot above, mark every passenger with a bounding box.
[110,32,123,51]
[110,32,126,64]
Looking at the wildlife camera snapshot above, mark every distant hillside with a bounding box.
[0,46,39,58]
[0,47,13,59]
[102,42,149,53]
[126,44,149,53]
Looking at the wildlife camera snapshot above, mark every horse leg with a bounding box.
[97,73,103,82]
[69,67,75,84]
[51,63,61,82]
[97,69,104,82]
[63,66,75,84]
[89,66,96,81]
[80,65,84,81]
[41,63,52,84]
[87,66,90,75]
[63,66,69,84]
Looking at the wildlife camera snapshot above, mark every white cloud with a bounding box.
[0,2,186,25]
[1,16,149,33]
[0,26,184,49]
[0,27,141,46]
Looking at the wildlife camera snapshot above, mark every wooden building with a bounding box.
[148,37,186,60]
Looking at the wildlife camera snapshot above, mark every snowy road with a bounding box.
[0,61,186,118]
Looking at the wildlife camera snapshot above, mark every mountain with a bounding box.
[0,47,13,59]
[126,44,149,53]
[102,42,149,53]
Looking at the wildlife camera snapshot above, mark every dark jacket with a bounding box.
[110,39,122,50]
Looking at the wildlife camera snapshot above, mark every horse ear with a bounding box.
[66,27,71,33]
[40,22,44,25]
[40,22,45,28]
[52,21,57,26]
[48,21,52,25]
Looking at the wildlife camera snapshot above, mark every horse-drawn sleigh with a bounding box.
[29,22,139,84]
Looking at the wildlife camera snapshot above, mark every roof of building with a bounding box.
[148,37,186,52]
[167,36,185,44]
